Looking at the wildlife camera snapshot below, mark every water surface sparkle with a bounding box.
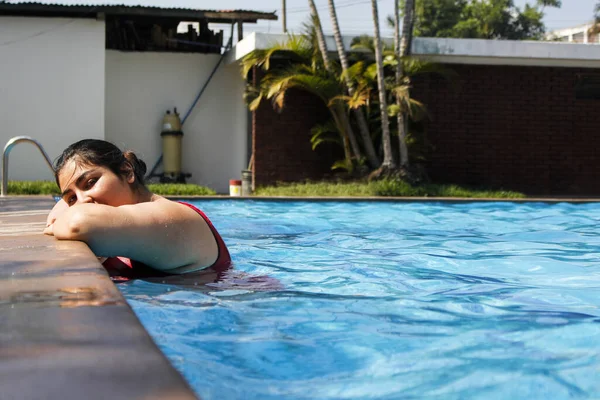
[120,201,600,399]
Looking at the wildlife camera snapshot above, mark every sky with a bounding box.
[19,0,597,39]
[203,0,597,39]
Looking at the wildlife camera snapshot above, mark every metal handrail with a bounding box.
[1,136,54,197]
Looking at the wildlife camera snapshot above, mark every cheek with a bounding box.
[99,179,131,200]
[89,180,113,199]
[89,183,119,206]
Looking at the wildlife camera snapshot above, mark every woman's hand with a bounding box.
[44,199,106,263]
[44,199,69,236]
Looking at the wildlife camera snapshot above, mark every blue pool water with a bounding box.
[119,201,600,399]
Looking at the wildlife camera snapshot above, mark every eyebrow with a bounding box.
[60,169,97,198]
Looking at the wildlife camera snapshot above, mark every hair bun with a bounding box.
[137,158,147,176]
[123,150,147,179]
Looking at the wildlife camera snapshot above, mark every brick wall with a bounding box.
[254,64,600,195]
[253,88,342,187]
[412,64,600,195]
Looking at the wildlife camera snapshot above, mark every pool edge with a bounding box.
[164,195,600,203]
[0,196,199,400]
[9,194,600,202]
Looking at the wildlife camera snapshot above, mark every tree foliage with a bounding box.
[396,0,561,40]
[241,15,453,174]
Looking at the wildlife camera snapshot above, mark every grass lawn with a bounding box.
[254,180,525,198]
[6,180,525,198]
[6,181,215,196]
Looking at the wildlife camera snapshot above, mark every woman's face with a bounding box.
[58,158,136,207]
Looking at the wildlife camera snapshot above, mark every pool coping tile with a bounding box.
[0,196,198,400]
[169,195,600,203]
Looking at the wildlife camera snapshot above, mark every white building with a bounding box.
[547,22,599,44]
[0,1,275,193]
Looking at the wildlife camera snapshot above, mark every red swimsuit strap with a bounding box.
[178,201,231,271]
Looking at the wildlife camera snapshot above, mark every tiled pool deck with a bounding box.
[3,194,598,399]
[0,196,197,400]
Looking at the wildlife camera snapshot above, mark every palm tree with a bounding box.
[348,37,433,162]
[395,0,415,167]
[241,35,355,170]
[327,0,380,169]
[370,0,395,171]
[307,0,331,71]
[307,0,362,167]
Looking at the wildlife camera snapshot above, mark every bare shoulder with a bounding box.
[120,196,202,222]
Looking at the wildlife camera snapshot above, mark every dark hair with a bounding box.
[54,139,147,189]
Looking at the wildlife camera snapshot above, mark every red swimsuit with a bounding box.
[102,202,231,281]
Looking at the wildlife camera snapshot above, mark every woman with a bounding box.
[44,139,231,281]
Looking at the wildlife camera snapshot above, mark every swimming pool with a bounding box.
[119,200,600,399]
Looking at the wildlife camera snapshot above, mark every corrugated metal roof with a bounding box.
[3,0,270,12]
[0,1,278,21]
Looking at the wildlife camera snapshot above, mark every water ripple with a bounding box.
[120,201,600,400]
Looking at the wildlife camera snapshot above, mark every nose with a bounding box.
[78,193,94,204]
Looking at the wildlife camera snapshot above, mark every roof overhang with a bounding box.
[227,32,600,68]
[0,3,278,23]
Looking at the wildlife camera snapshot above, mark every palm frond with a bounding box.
[310,120,341,150]
[331,84,370,110]
[364,63,379,81]
[243,84,264,110]
[340,61,366,84]
[272,90,287,110]
[290,74,343,101]
[350,34,376,53]
[391,84,427,120]
[266,75,294,102]
[248,93,264,111]
[240,34,314,78]
[258,65,343,108]
[328,95,352,108]
[240,50,267,77]
[403,58,458,81]
[331,159,353,172]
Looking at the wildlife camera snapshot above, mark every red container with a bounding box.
[229,180,242,196]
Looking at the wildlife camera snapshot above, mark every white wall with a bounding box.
[0,17,105,182]
[234,32,600,69]
[105,51,248,194]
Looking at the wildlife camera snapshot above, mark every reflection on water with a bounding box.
[128,267,284,293]
[120,201,600,400]
[4,286,125,308]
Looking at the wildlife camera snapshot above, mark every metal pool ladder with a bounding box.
[1,136,54,197]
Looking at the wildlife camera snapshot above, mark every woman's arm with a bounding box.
[46,199,219,271]
[45,198,69,229]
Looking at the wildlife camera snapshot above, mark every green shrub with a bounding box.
[255,179,526,198]
[147,183,216,196]
[6,181,216,196]
[6,179,524,198]
[372,179,424,196]
[7,181,60,195]
[255,181,374,197]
